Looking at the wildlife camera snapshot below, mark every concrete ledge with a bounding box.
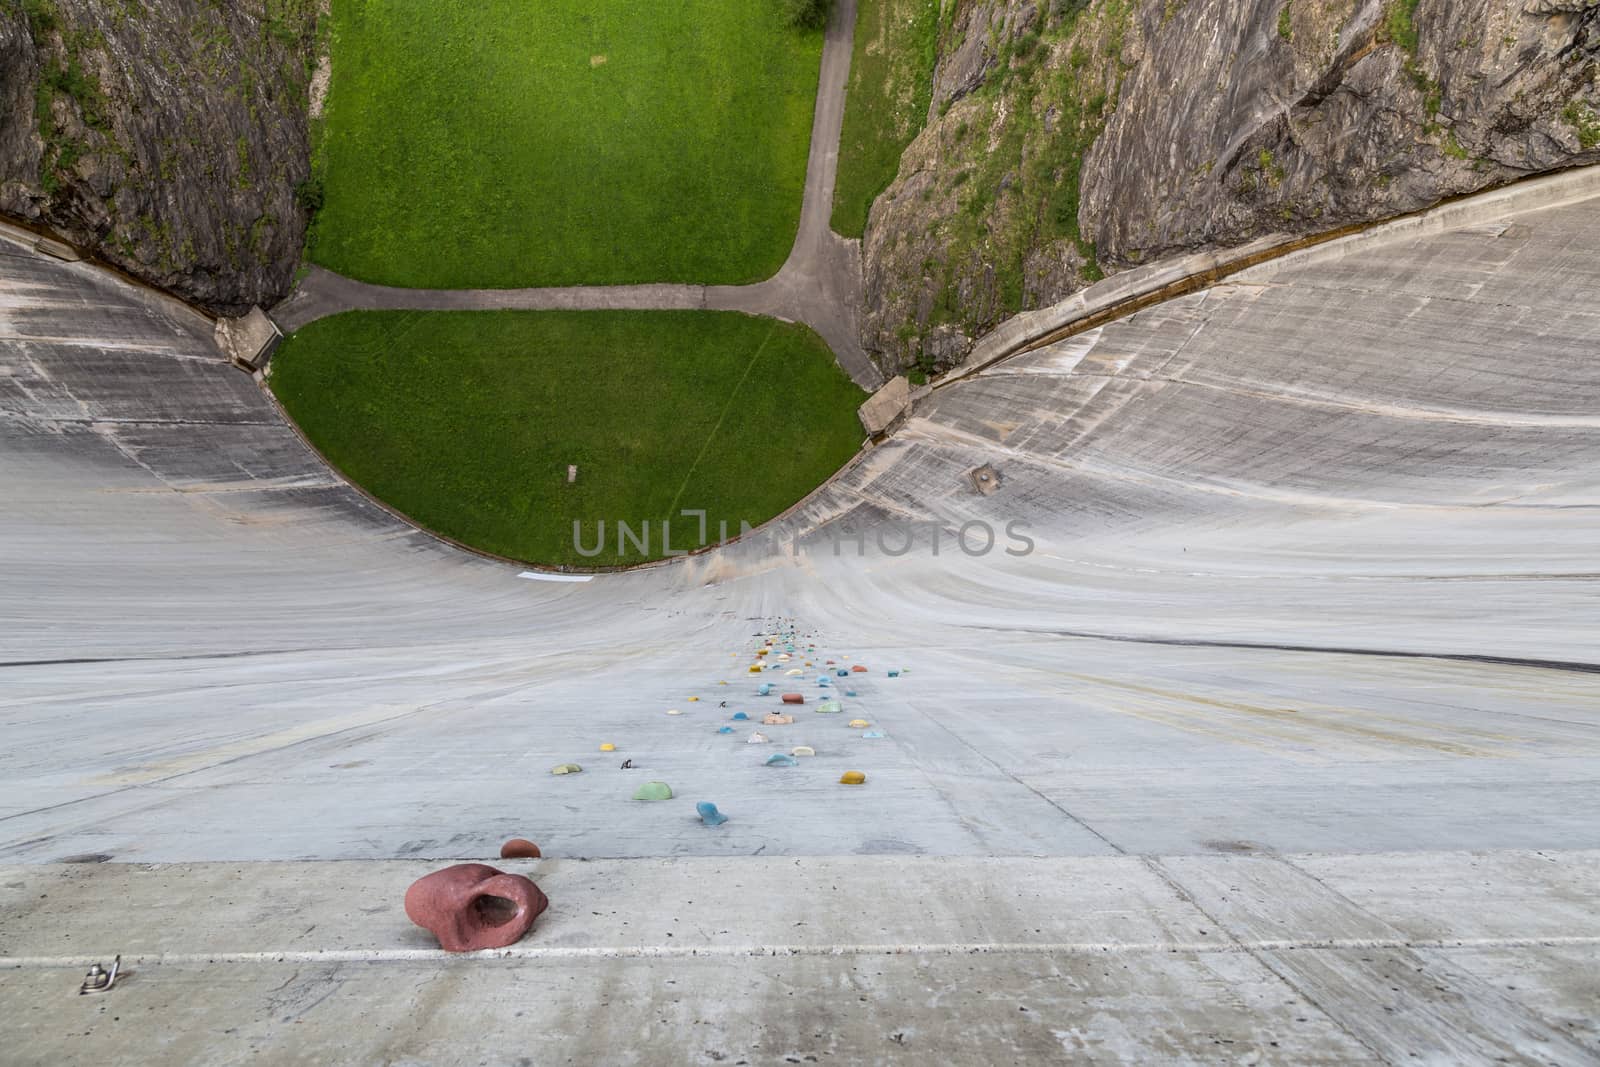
[31,235,80,262]
[214,306,282,371]
[3,851,1596,1063]
[858,374,911,437]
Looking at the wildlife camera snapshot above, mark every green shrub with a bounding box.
[780,0,834,29]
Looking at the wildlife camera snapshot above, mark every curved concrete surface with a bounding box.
[274,0,882,390]
[3,173,1599,1062]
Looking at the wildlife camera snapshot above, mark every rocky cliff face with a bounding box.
[863,0,1600,375]
[0,0,318,315]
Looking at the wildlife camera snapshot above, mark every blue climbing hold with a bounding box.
[836,668,849,677]
[862,729,886,739]
[717,726,734,734]
[732,711,749,721]
[845,689,858,697]
[764,753,799,767]
[697,801,729,826]
[888,670,900,678]
[757,683,773,696]
[817,677,831,687]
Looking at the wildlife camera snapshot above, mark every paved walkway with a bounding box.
[271,0,883,390]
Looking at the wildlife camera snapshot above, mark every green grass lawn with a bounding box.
[311,1,822,288]
[268,311,866,567]
[831,0,941,238]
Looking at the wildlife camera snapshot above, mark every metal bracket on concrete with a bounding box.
[969,464,1002,496]
[78,956,120,995]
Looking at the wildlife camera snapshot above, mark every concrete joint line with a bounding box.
[7,935,1600,969]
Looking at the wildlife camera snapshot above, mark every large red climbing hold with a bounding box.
[404,863,548,952]
[781,692,805,704]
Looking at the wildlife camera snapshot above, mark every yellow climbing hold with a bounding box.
[688,697,700,702]
[848,719,871,729]
[839,771,866,785]
[599,743,616,752]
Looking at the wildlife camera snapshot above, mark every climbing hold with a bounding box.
[551,763,582,775]
[782,693,805,705]
[599,743,616,752]
[763,712,794,725]
[732,711,750,721]
[719,700,729,707]
[620,759,634,769]
[839,771,867,785]
[791,746,816,757]
[697,801,728,826]
[747,732,770,744]
[817,676,831,686]
[755,649,768,657]
[852,665,868,673]
[716,726,734,734]
[633,781,673,801]
[888,670,900,678]
[836,669,849,677]
[718,681,728,685]
[405,864,547,953]
[688,696,700,702]
[848,719,870,728]
[844,689,858,697]
[862,730,886,739]
[765,753,799,767]
[785,668,803,676]
[500,838,541,859]
[748,665,763,673]
[817,700,842,714]
[757,683,773,696]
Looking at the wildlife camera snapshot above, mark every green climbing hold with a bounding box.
[551,763,582,775]
[816,699,842,714]
[632,781,673,801]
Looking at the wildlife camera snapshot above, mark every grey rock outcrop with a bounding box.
[0,0,317,315]
[1082,0,1600,270]
[862,0,1600,375]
